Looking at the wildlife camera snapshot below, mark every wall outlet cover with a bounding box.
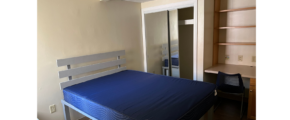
[225,55,229,60]
[238,55,243,61]
[49,104,56,114]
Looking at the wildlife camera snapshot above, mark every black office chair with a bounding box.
[214,71,245,119]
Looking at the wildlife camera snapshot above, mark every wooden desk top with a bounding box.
[204,64,256,78]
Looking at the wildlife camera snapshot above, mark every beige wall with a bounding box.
[142,0,189,9]
[37,0,143,120]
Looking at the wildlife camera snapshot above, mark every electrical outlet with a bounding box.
[225,55,229,60]
[238,55,243,61]
[252,56,256,62]
[49,104,56,114]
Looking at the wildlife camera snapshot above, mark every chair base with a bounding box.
[214,92,244,119]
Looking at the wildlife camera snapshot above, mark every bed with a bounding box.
[164,53,179,67]
[162,42,180,77]
[57,50,217,120]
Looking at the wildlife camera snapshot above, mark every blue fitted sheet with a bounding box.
[63,70,216,120]
[164,54,179,67]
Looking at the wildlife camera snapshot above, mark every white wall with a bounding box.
[37,0,143,120]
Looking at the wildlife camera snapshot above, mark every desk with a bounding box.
[205,64,256,120]
[204,64,255,78]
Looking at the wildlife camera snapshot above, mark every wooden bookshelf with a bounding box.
[219,26,256,29]
[217,42,256,45]
[212,1,256,119]
[219,7,256,12]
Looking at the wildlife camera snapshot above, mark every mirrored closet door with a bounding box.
[144,7,194,80]
[145,11,169,76]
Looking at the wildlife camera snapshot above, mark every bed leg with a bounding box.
[62,103,71,120]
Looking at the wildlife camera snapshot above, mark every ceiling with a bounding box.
[100,0,153,3]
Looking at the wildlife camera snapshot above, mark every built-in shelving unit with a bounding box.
[219,7,256,12]
[209,1,256,119]
[219,26,256,29]
[212,0,256,65]
[217,42,256,45]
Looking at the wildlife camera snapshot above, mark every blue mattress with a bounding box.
[164,54,179,67]
[63,70,216,120]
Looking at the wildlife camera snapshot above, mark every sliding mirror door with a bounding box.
[169,10,180,78]
[145,11,169,75]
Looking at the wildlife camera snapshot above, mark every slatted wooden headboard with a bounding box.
[57,50,126,89]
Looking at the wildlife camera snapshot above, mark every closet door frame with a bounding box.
[141,0,198,80]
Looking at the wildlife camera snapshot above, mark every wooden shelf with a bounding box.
[219,26,256,29]
[219,7,256,12]
[205,64,256,78]
[217,42,256,45]
[178,19,194,25]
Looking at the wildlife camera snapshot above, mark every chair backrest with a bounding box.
[216,71,244,91]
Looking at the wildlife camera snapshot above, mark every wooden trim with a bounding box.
[57,50,125,67]
[58,59,126,78]
[212,0,220,66]
[250,78,256,86]
[247,78,257,120]
[248,116,256,120]
[219,7,256,12]
[60,67,126,89]
[217,42,256,45]
[219,26,256,29]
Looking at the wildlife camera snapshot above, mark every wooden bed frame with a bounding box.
[57,50,213,120]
